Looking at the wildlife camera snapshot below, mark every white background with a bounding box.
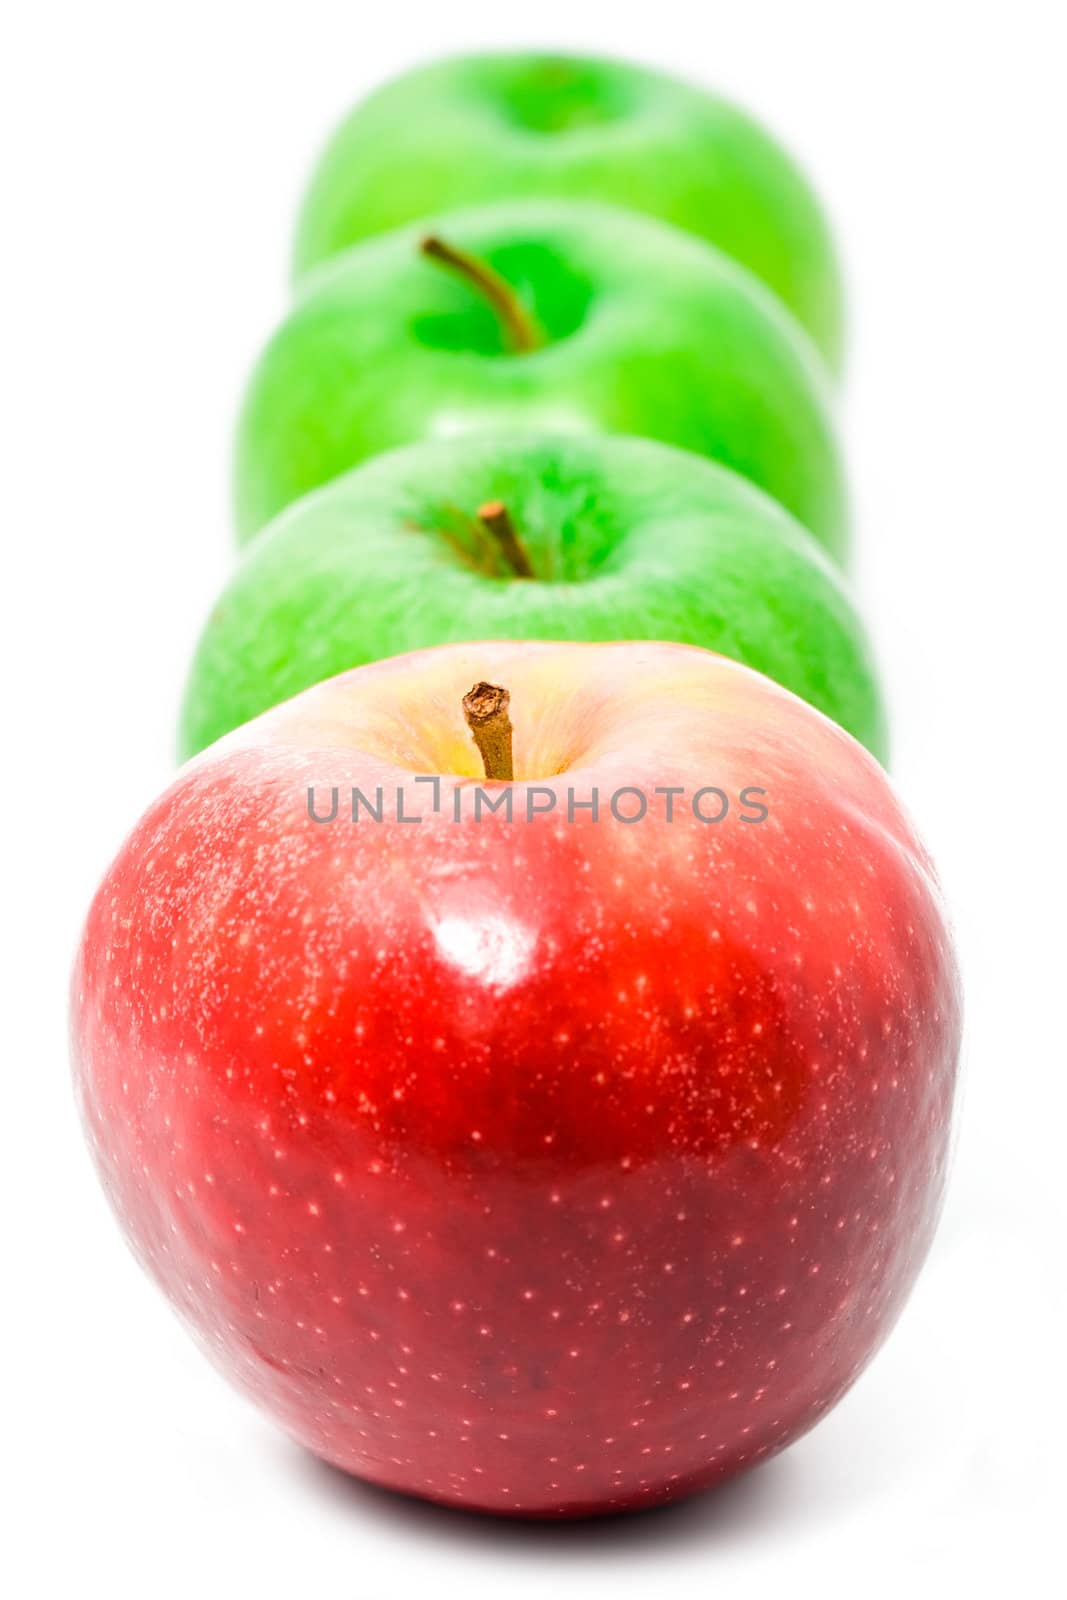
[3,2,1066,1595]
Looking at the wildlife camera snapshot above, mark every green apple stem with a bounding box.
[463,681,514,782]
[477,500,535,578]
[420,235,543,354]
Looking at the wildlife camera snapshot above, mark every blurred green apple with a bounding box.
[292,52,845,366]
[236,201,848,557]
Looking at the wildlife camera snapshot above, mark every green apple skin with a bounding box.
[235,200,848,558]
[185,433,884,762]
[292,52,845,368]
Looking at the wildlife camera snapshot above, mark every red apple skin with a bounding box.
[72,642,960,1518]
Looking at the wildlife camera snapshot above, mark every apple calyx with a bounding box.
[477,500,535,578]
[419,234,543,354]
[462,681,515,781]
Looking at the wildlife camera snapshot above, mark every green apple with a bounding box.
[235,200,848,557]
[292,52,845,367]
[184,433,884,761]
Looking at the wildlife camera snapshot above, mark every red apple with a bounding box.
[72,641,960,1518]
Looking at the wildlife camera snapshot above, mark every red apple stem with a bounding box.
[419,234,543,354]
[463,682,515,782]
[477,500,535,578]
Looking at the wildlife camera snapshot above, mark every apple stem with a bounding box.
[420,234,543,354]
[477,500,535,578]
[463,682,515,781]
